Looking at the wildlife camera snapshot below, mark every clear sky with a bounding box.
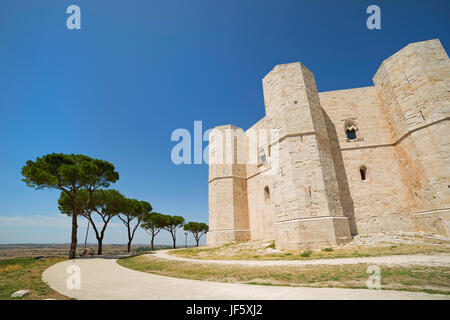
[0,0,449,246]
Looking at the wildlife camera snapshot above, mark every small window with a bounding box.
[344,120,358,140]
[264,186,270,200]
[360,166,367,181]
[346,129,357,140]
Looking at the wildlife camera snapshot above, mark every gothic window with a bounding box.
[360,166,367,181]
[264,186,270,200]
[344,120,358,140]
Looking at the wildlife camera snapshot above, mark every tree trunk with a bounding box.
[69,212,78,259]
[126,221,132,253]
[151,237,154,251]
[172,234,176,249]
[196,238,199,247]
[97,238,103,255]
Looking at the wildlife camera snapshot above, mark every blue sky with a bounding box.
[0,0,449,246]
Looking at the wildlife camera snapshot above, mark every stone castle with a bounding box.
[207,39,450,250]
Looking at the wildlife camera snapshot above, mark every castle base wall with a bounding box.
[206,230,251,247]
[354,211,417,234]
[274,217,352,250]
[414,209,450,237]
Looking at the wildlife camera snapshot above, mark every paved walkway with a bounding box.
[153,250,450,267]
[42,257,449,300]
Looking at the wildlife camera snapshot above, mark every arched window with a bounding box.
[344,120,358,140]
[360,166,367,181]
[264,186,270,200]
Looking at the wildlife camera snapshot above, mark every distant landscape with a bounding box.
[0,243,174,259]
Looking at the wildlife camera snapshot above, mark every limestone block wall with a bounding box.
[393,122,450,234]
[391,123,450,212]
[261,63,346,220]
[275,216,351,250]
[246,174,276,240]
[319,86,417,234]
[373,39,450,232]
[261,62,351,250]
[244,116,277,240]
[207,125,250,246]
[341,147,416,233]
[373,39,450,141]
[319,87,392,147]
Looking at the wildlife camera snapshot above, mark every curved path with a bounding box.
[154,250,450,267]
[43,257,449,300]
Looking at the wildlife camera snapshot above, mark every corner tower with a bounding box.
[263,63,352,250]
[207,125,251,246]
[373,39,450,235]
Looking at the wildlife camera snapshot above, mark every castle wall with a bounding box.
[341,146,416,233]
[373,39,450,234]
[207,125,251,246]
[260,63,352,250]
[319,87,417,234]
[246,174,276,240]
[245,117,276,240]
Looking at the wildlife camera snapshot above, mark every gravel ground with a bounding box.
[184,232,450,258]
[154,250,450,267]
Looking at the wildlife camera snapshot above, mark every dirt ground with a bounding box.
[171,231,450,260]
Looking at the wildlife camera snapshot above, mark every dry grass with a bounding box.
[170,234,450,261]
[118,254,450,295]
[0,257,69,300]
[0,264,22,273]
[0,243,161,259]
[171,243,449,260]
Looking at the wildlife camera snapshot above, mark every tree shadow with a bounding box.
[76,252,150,259]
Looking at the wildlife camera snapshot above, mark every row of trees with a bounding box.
[141,215,208,251]
[57,189,152,255]
[21,153,207,259]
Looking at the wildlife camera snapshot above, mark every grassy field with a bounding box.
[118,254,450,295]
[170,242,450,261]
[0,257,69,300]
